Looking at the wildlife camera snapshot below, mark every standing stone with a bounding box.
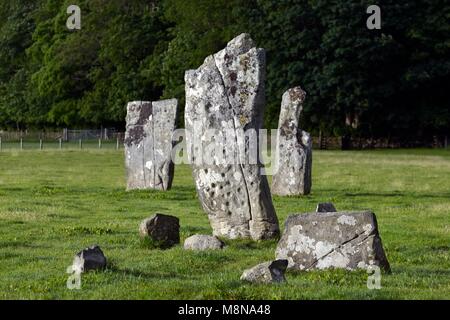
[185,33,279,240]
[272,87,312,196]
[72,245,107,273]
[125,99,177,191]
[139,213,180,248]
[275,211,390,271]
[240,260,288,284]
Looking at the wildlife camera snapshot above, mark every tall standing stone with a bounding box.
[272,87,312,196]
[185,33,279,240]
[125,99,177,191]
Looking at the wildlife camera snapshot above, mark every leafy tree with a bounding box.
[0,0,448,143]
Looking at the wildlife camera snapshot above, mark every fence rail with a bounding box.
[0,130,447,151]
[0,130,125,151]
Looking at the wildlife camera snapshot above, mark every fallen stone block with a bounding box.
[276,211,390,271]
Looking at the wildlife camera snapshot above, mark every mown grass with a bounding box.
[0,149,449,299]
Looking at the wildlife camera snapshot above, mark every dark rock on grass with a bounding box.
[184,234,225,250]
[240,260,288,284]
[72,245,107,273]
[139,213,180,248]
[276,211,390,272]
[316,202,337,212]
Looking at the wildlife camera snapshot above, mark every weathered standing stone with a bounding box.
[72,245,107,273]
[185,33,279,240]
[139,214,180,248]
[275,211,390,271]
[316,202,337,212]
[240,260,288,284]
[125,99,177,191]
[184,234,225,250]
[272,87,312,196]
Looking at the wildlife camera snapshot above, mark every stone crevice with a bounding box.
[305,229,375,270]
[212,55,253,227]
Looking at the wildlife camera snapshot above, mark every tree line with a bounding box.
[0,0,448,141]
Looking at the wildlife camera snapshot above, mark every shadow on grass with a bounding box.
[344,191,450,198]
[107,265,190,281]
[314,189,450,200]
[225,238,278,250]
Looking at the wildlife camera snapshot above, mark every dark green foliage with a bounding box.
[0,0,448,139]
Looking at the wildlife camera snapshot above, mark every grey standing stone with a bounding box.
[185,33,279,240]
[272,87,312,196]
[240,260,288,284]
[316,202,337,212]
[139,213,180,248]
[72,245,107,273]
[184,234,225,250]
[125,99,177,191]
[275,211,390,271]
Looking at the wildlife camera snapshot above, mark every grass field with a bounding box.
[0,149,449,299]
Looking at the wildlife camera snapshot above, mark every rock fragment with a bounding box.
[240,260,288,284]
[184,234,225,250]
[139,213,180,248]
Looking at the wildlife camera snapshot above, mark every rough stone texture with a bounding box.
[139,214,180,248]
[184,234,225,250]
[125,99,177,191]
[316,202,337,213]
[272,87,312,196]
[240,260,288,284]
[185,33,279,240]
[276,211,390,271]
[72,245,107,273]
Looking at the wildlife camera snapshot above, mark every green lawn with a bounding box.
[0,149,449,299]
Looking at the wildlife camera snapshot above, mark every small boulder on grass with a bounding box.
[240,260,288,284]
[72,245,107,273]
[184,234,225,250]
[316,202,337,212]
[139,213,180,248]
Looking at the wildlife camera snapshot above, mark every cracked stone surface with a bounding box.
[184,234,225,250]
[272,87,312,196]
[72,245,107,273]
[185,33,279,240]
[275,211,390,271]
[125,99,177,191]
[139,213,180,248]
[240,259,288,284]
